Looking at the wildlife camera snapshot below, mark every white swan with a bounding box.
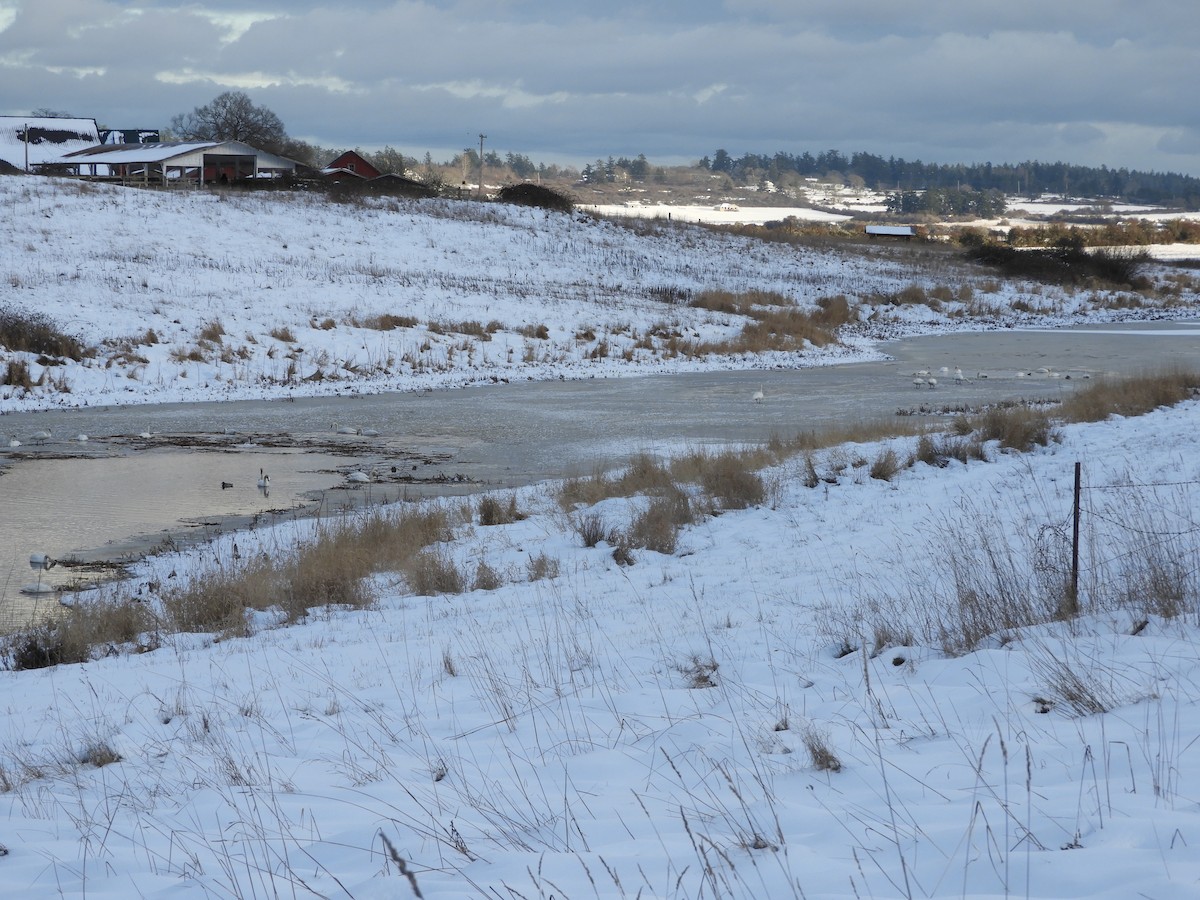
[926,377,938,389]
[954,367,965,385]
[360,428,381,437]
[5,434,19,448]
[346,470,370,484]
[332,423,359,435]
[30,429,51,445]
[257,468,270,489]
[751,385,764,403]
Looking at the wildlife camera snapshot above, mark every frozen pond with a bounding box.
[2,320,1199,627]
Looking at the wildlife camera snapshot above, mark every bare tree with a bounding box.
[170,92,288,153]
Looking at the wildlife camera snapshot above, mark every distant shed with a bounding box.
[865,224,917,240]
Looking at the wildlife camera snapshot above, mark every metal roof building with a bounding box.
[50,140,298,186]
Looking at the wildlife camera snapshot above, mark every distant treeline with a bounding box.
[699,148,1200,208]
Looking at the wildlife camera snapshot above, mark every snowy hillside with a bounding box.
[2,175,1186,414]
[1,394,1199,898]
[1,175,1200,898]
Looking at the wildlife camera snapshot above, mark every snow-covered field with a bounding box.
[4,175,1195,415]
[2,396,1199,898]
[582,202,853,225]
[2,176,1200,898]
[1,177,900,413]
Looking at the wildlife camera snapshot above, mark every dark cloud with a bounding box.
[1,0,1197,175]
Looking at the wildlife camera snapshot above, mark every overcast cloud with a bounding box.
[2,0,1198,176]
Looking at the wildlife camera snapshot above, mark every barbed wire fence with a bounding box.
[1061,462,1200,617]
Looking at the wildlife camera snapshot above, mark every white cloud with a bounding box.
[415,79,571,110]
[155,68,358,94]
[190,10,283,44]
[692,84,726,105]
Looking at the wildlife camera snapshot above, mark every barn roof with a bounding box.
[865,224,917,236]
[0,116,100,171]
[57,140,296,169]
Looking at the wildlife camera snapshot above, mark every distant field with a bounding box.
[581,202,852,225]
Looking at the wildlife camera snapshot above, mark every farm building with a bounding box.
[865,224,918,239]
[47,140,298,186]
[321,150,382,181]
[0,116,100,173]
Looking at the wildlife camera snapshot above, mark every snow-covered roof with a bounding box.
[59,141,225,165]
[0,116,100,170]
[320,166,367,178]
[54,140,298,172]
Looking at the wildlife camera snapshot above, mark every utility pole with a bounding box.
[478,133,486,199]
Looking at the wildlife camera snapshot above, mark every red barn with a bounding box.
[322,150,382,181]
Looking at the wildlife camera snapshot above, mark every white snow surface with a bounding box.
[1,176,1200,898]
[5,175,1194,415]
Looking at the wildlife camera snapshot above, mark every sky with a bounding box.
[2,1,1200,176]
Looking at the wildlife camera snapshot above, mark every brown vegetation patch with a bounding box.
[1059,369,1200,423]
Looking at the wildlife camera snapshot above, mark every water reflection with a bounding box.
[0,449,362,628]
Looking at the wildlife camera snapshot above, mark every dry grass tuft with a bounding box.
[408,549,466,596]
[525,552,560,582]
[934,515,1073,654]
[687,289,857,355]
[558,454,676,509]
[162,557,280,637]
[1030,652,1118,716]
[626,487,694,555]
[478,494,523,526]
[3,596,157,670]
[0,307,87,360]
[869,447,903,481]
[676,654,719,688]
[198,319,225,344]
[164,506,453,635]
[357,313,419,331]
[79,741,123,768]
[913,432,987,467]
[472,561,502,592]
[801,726,843,772]
[1059,369,1200,423]
[2,359,36,389]
[517,323,550,339]
[973,404,1058,451]
[672,449,766,510]
[572,511,608,548]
